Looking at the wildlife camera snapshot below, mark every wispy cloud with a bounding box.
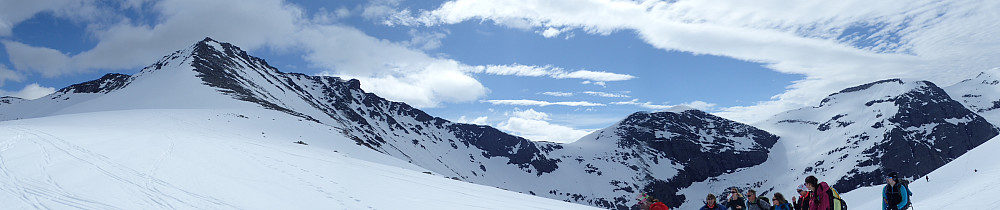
[540,91,573,97]
[540,91,629,98]
[383,0,1000,123]
[0,64,24,88]
[612,99,716,111]
[582,91,629,98]
[611,99,672,110]
[467,64,635,82]
[483,99,604,107]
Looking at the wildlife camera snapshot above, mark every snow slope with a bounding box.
[0,109,598,209]
[842,134,1000,209]
[676,78,997,209]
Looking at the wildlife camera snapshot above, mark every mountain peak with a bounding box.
[662,105,697,113]
[817,79,940,107]
[192,37,232,56]
[200,37,216,43]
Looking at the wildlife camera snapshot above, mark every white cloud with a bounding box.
[496,109,593,143]
[0,0,496,108]
[303,25,487,107]
[1,83,56,100]
[540,91,573,97]
[483,99,604,107]
[611,99,715,111]
[404,29,448,50]
[3,0,304,77]
[0,64,24,87]
[539,27,571,38]
[456,115,489,125]
[582,91,629,98]
[508,108,548,120]
[2,41,73,77]
[311,7,353,24]
[678,101,717,111]
[581,80,606,87]
[468,64,635,82]
[391,0,1000,123]
[0,0,111,36]
[611,99,672,110]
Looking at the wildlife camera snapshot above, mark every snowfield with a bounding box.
[841,134,1000,209]
[0,109,598,210]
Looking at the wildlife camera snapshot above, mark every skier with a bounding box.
[883,172,910,210]
[746,189,772,210]
[771,192,793,210]
[792,184,810,210]
[805,176,832,210]
[701,194,724,210]
[726,187,747,210]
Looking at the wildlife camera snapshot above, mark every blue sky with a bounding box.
[3,0,1000,143]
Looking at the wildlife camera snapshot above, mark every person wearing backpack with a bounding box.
[805,176,832,210]
[792,184,811,210]
[882,172,910,210]
[771,192,793,210]
[746,189,772,210]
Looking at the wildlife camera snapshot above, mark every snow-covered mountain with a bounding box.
[674,78,999,208]
[545,108,778,208]
[946,68,1000,124]
[4,37,1000,210]
[761,78,996,192]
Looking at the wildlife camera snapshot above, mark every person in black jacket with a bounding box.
[792,184,810,210]
[883,172,910,210]
[726,187,747,210]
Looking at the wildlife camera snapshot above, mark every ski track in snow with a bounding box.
[2,126,240,210]
[1,127,121,210]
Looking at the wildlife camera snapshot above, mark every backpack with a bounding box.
[753,197,769,210]
[826,187,848,210]
[899,180,913,209]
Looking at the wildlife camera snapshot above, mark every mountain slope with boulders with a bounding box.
[3,38,1000,209]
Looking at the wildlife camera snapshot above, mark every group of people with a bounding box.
[697,186,795,210]
[637,172,911,210]
[693,175,834,210]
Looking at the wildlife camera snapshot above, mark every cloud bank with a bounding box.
[384,0,1000,123]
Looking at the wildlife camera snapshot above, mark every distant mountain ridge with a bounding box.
[3,38,998,209]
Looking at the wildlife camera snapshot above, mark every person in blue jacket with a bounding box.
[770,192,792,210]
[883,171,909,210]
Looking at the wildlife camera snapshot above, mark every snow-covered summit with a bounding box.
[946,68,1000,124]
[557,109,778,207]
[757,78,996,194]
[662,105,696,113]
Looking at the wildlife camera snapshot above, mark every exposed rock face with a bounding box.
[766,79,997,193]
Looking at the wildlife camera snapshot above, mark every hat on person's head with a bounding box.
[796,184,808,192]
[887,171,899,179]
